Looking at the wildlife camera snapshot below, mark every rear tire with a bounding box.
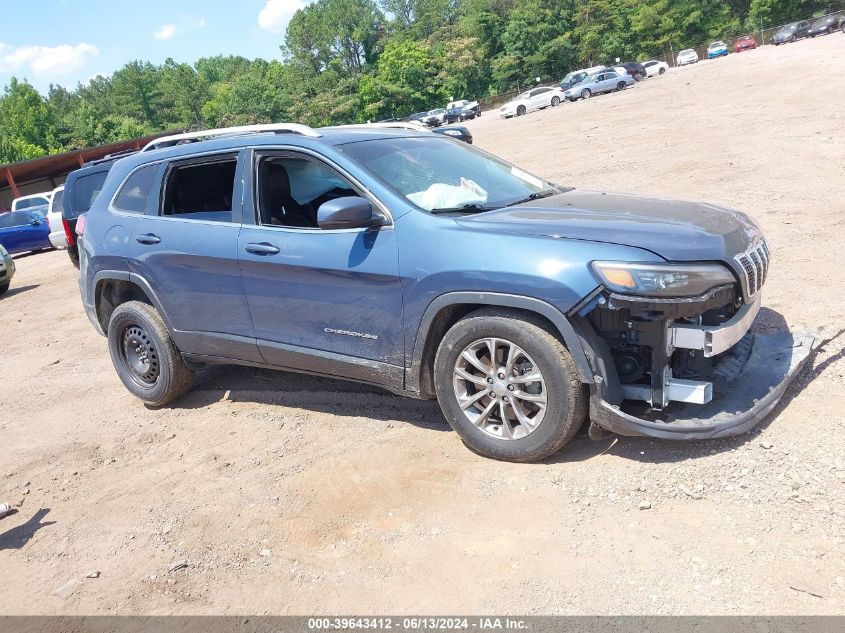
[551,96,560,107]
[581,89,591,99]
[0,283,8,296]
[107,301,194,407]
[659,67,666,75]
[617,81,626,91]
[433,308,587,462]
[68,247,80,269]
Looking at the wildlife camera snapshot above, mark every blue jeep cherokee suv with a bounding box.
[79,123,812,462]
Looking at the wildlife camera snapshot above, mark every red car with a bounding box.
[735,34,757,52]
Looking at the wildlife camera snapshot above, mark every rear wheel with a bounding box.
[617,81,626,91]
[659,67,666,75]
[0,283,8,296]
[433,308,587,462]
[516,105,526,116]
[551,96,560,107]
[107,301,194,406]
[581,88,591,100]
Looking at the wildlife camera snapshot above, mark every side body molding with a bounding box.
[406,291,594,395]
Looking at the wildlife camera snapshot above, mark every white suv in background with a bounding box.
[677,49,699,66]
[46,185,67,249]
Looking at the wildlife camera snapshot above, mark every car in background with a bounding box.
[0,243,14,295]
[499,85,565,117]
[0,210,51,255]
[564,70,633,101]
[707,41,729,59]
[446,99,481,120]
[619,61,648,81]
[421,108,447,127]
[772,20,811,44]
[431,125,473,144]
[643,60,669,77]
[46,185,67,249]
[409,111,429,124]
[735,34,757,52]
[677,48,699,65]
[559,66,605,90]
[807,13,842,37]
[11,191,52,214]
[63,152,132,267]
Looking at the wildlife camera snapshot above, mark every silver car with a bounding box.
[564,70,634,101]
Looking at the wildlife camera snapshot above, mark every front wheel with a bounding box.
[659,67,666,75]
[581,89,591,100]
[433,308,587,462]
[551,96,560,107]
[108,301,194,406]
[516,105,526,116]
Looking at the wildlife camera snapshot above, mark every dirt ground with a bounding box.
[1,35,844,615]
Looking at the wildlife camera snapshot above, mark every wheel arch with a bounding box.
[93,272,172,335]
[407,292,594,398]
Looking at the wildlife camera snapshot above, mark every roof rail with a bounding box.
[140,123,322,152]
[332,122,431,132]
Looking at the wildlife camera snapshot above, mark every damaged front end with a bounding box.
[571,245,814,440]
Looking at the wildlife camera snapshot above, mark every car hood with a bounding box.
[454,190,762,261]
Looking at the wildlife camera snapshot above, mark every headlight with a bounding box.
[591,262,737,297]
[442,130,462,137]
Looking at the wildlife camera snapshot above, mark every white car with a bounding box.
[643,60,669,77]
[46,185,67,249]
[11,191,52,213]
[499,86,565,118]
[677,49,699,66]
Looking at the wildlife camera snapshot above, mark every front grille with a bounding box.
[734,240,770,297]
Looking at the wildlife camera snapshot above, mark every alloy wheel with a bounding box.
[452,337,547,440]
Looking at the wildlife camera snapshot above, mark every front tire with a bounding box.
[516,105,526,116]
[581,89,591,99]
[433,309,587,462]
[107,301,194,406]
[659,67,666,75]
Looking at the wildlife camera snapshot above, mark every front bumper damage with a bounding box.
[572,288,814,440]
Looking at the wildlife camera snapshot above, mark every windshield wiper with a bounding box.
[504,190,557,208]
[429,203,492,215]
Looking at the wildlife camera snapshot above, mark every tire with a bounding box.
[0,283,8,296]
[433,308,587,462]
[107,300,194,407]
[581,89,591,100]
[659,67,666,75]
[551,96,560,107]
[516,105,526,116]
[68,247,80,269]
[617,81,626,91]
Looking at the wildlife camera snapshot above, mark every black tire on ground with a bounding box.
[107,300,194,407]
[516,105,526,116]
[433,308,588,463]
[581,89,591,99]
[68,247,80,269]
[659,67,666,75]
[551,96,560,106]
[0,283,8,296]
[617,81,626,91]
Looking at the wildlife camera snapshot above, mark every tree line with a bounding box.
[0,0,837,163]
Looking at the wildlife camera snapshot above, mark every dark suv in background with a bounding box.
[63,151,136,267]
[78,123,812,463]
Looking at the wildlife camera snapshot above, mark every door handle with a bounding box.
[245,242,280,256]
[136,233,161,245]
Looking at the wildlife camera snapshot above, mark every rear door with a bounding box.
[237,148,404,379]
[127,152,260,362]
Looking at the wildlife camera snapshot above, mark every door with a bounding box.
[528,87,551,111]
[238,150,404,380]
[0,212,44,253]
[128,152,261,362]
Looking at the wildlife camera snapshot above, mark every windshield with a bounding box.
[709,42,725,49]
[338,136,558,213]
[429,109,445,115]
[680,49,695,55]
[779,24,796,33]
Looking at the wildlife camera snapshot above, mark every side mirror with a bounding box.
[317,197,382,230]
[30,219,40,226]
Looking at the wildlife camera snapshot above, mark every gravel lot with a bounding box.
[1,35,843,615]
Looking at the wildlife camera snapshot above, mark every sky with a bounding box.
[0,0,310,93]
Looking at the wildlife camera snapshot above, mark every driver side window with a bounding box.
[256,155,362,229]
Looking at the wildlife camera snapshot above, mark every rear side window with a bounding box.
[13,197,49,210]
[113,164,159,214]
[161,156,237,223]
[69,171,109,219]
[0,212,32,228]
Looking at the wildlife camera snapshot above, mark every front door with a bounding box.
[237,150,404,384]
[128,152,260,363]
